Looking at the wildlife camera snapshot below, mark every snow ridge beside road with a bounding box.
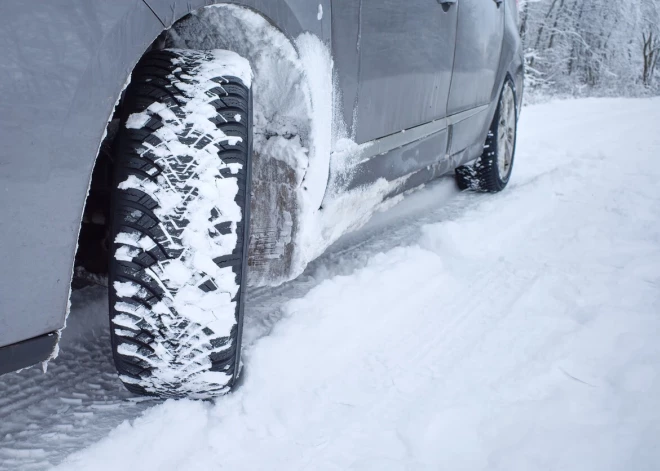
[2,98,660,471]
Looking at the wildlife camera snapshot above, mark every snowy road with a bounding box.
[2,98,660,470]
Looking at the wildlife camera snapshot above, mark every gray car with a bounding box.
[0,0,523,397]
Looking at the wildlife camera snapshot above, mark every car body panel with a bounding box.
[339,127,451,193]
[331,0,361,139]
[0,0,523,371]
[351,0,458,144]
[0,0,163,348]
[447,0,504,156]
[327,0,522,194]
[448,0,505,116]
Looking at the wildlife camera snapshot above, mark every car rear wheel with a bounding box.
[455,80,518,193]
[109,49,252,398]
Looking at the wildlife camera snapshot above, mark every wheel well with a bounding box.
[71,114,117,288]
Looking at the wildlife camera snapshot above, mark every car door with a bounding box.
[447,0,504,154]
[351,0,459,144]
[448,0,504,115]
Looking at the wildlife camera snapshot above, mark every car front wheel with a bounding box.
[108,49,252,399]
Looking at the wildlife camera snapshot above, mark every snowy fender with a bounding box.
[109,49,252,398]
[455,80,518,193]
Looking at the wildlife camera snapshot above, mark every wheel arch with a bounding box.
[0,0,320,363]
[74,0,332,299]
[0,0,165,352]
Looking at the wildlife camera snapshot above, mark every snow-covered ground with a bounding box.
[2,98,660,470]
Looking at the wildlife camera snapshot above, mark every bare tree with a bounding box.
[640,1,660,87]
[642,31,660,86]
[521,0,660,95]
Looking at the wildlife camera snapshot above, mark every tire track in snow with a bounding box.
[0,290,155,471]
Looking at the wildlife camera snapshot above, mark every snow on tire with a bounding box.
[455,80,518,193]
[109,49,252,398]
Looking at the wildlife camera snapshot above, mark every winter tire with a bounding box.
[455,80,518,193]
[109,49,252,398]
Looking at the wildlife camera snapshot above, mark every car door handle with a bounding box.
[436,0,457,12]
[493,0,503,7]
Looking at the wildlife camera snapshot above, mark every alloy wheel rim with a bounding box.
[497,85,516,180]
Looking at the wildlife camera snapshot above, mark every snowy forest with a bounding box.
[520,0,660,96]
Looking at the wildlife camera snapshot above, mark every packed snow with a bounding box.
[1,97,660,470]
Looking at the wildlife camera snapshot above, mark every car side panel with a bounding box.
[351,0,458,144]
[447,0,504,117]
[503,0,525,112]
[0,1,164,348]
[328,0,524,196]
